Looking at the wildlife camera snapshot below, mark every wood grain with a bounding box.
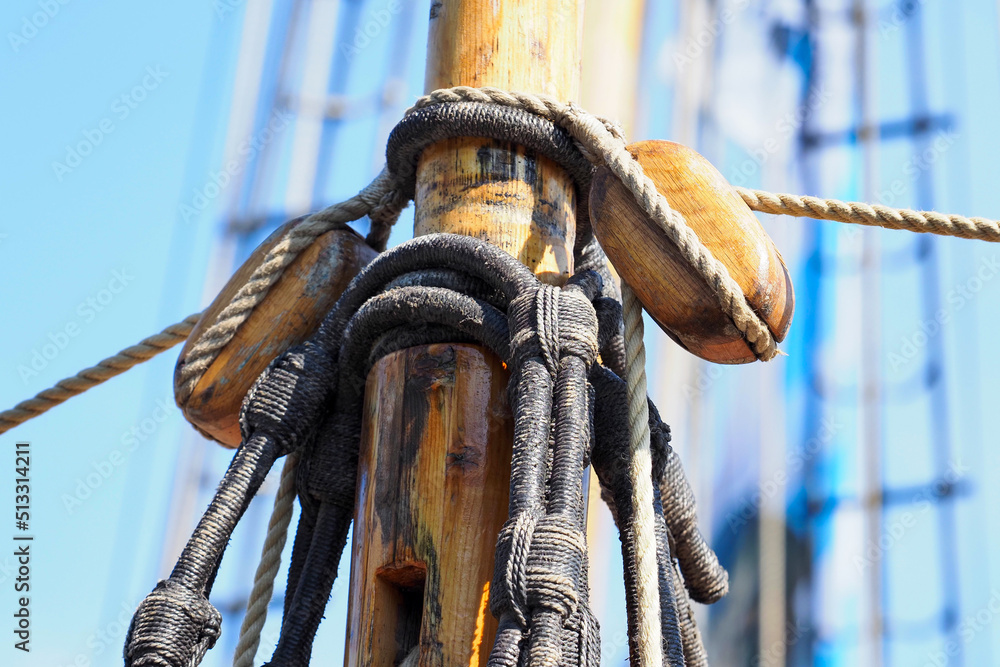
[347,345,512,667]
[589,140,794,364]
[347,1,583,665]
[416,0,583,286]
[176,220,377,446]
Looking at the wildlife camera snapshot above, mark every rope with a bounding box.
[6,87,1000,438]
[411,86,779,361]
[738,187,1000,242]
[621,285,664,667]
[174,169,404,405]
[0,313,200,435]
[232,451,299,667]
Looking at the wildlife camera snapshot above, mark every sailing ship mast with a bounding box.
[348,1,584,664]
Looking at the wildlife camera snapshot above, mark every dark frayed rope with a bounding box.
[124,234,726,667]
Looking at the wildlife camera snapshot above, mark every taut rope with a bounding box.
[0,313,200,435]
[4,86,999,666]
[4,87,999,436]
[737,187,1000,241]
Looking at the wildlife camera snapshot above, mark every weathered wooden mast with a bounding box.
[346,1,583,665]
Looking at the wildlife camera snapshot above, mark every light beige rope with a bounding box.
[174,169,402,405]
[0,313,201,435]
[738,187,1000,242]
[233,452,299,667]
[621,285,664,667]
[6,86,1000,442]
[412,86,779,361]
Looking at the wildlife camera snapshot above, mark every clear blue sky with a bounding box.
[1,1,233,664]
[2,1,1000,667]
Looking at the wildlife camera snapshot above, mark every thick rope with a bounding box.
[232,451,299,667]
[0,313,200,435]
[7,87,999,437]
[411,87,779,361]
[621,285,664,667]
[738,187,1000,242]
[174,169,403,405]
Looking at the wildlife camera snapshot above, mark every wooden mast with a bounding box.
[346,2,583,666]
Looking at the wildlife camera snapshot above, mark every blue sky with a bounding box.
[1,1,232,664]
[2,1,1000,666]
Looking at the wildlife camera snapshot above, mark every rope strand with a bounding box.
[622,285,664,667]
[0,313,200,435]
[233,452,299,667]
[738,187,1000,242]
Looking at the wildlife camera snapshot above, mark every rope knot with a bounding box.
[240,342,334,457]
[508,285,599,375]
[124,579,222,667]
[507,288,556,375]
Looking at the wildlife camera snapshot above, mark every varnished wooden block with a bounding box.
[175,220,377,446]
[589,140,794,364]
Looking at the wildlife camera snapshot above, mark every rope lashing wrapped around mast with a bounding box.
[3,85,998,665]
[5,87,1000,435]
[124,233,725,667]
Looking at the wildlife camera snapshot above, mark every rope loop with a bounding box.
[556,287,600,366]
[490,510,540,628]
[239,341,334,457]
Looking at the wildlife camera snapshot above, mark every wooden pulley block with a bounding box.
[589,140,794,364]
[176,218,378,447]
